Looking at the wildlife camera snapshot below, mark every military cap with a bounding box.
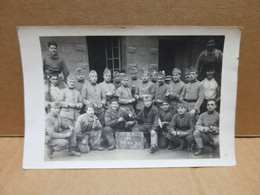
[67,74,76,81]
[157,71,165,78]
[75,68,84,75]
[188,66,198,74]
[172,68,181,75]
[103,67,111,75]
[110,96,119,104]
[165,75,173,81]
[141,68,150,75]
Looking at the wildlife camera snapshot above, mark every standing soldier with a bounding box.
[153,71,168,107]
[133,95,159,153]
[58,74,83,124]
[43,41,70,82]
[74,68,88,93]
[180,67,204,116]
[98,68,116,105]
[135,69,156,114]
[157,99,177,148]
[115,75,136,114]
[113,71,121,89]
[103,96,136,150]
[81,70,106,126]
[193,99,219,156]
[150,69,158,84]
[165,68,185,113]
[74,106,104,153]
[166,103,196,150]
[45,102,81,159]
[128,67,142,97]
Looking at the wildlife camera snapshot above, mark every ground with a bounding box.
[45,146,220,161]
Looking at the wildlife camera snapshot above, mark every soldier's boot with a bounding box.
[150,145,158,154]
[194,148,203,156]
[108,145,115,150]
[47,146,54,159]
[68,147,81,157]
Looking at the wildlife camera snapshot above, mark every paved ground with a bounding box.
[45,146,220,161]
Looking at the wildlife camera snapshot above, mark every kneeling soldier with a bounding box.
[74,106,104,153]
[167,102,196,150]
[133,95,159,153]
[45,102,81,159]
[193,99,219,156]
[103,96,136,150]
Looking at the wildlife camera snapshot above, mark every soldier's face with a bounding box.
[189,72,198,81]
[151,73,157,82]
[172,73,181,82]
[110,102,119,110]
[157,76,164,85]
[90,74,98,83]
[177,106,187,115]
[144,100,152,107]
[162,102,170,111]
[104,73,111,82]
[67,79,75,88]
[51,106,60,116]
[207,101,216,112]
[130,71,137,80]
[207,40,215,50]
[142,74,149,82]
[49,45,58,56]
[206,70,215,79]
[121,78,129,87]
[87,107,94,117]
[76,73,84,81]
[119,73,125,81]
[50,76,58,86]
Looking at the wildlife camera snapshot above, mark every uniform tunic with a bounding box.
[58,88,83,122]
[43,53,70,80]
[115,85,135,114]
[180,80,204,112]
[165,80,185,111]
[129,78,142,95]
[45,113,76,149]
[136,81,155,110]
[75,80,89,93]
[98,81,116,102]
[74,113,102,152]
[154,83,168,102]
[194,110,220,148]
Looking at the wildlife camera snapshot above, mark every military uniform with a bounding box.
[193,110,219,149]
[74,113,103,153]
[115,85,135,114]
[135,81,155,111]
[154,83,168,106]
[166,112,196,148]
[165,80,185,111]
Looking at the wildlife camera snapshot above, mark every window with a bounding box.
[105,37,121,74]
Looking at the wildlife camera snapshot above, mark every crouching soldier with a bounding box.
[74,106,104,153]
[133,95,159,153]
[193,99,219,156]
[103,96,136,150]
[166,102,196,150]
[45,102,81,159]
[157,99,177,148]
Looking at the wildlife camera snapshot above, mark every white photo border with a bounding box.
[18,26,241,169]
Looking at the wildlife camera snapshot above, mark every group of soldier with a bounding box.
[44,39,222,159]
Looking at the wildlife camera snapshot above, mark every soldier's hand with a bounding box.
[204,127,210,133]
[65,130,73,137]
[118,117,124,122]
[68,125,73,131]
[69,103,76,108]
[171,130,177,136]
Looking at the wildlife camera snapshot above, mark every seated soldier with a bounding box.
[157,99,177,148]
[133,95,159,153]
[193,99,219,156]
[153,71,168,107]
[103,96,136,150]
[45,102,81,159]
[58,74,83,124]
[115,75,136,114]
[74,106,104,153]
[166,102,196,151]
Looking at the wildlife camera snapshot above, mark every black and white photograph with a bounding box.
[18,26,240,169]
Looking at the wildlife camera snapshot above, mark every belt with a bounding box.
[184,99,197,103]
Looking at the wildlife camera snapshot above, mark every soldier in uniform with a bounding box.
[115,75,136,114]
[193,99,219,156]
[153,71,168,107]
[42,41,70,82]
[74,68,88,93]
[166,102,196,150]
[133,95,159,153]
[103,96,136,150]
[157,99,177,148]
[81,70,106,126]
[45,102,81,159]
[98,68,116,105]
[74,106,104,153]
[58,74,83,124]
[165,68,185,112]
[165,75,173,84]
[180,67,204,116]
[113,71,121,89]
[150,69,158,84]
[128,67,142,97]
[135,69,156,114]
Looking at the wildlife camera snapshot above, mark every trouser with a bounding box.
[77,130,102,153]
[133,123,158,147]
[167,133,194,147]
[193,130,219,149]
[95,110,105,127]
[158,126,169,148]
